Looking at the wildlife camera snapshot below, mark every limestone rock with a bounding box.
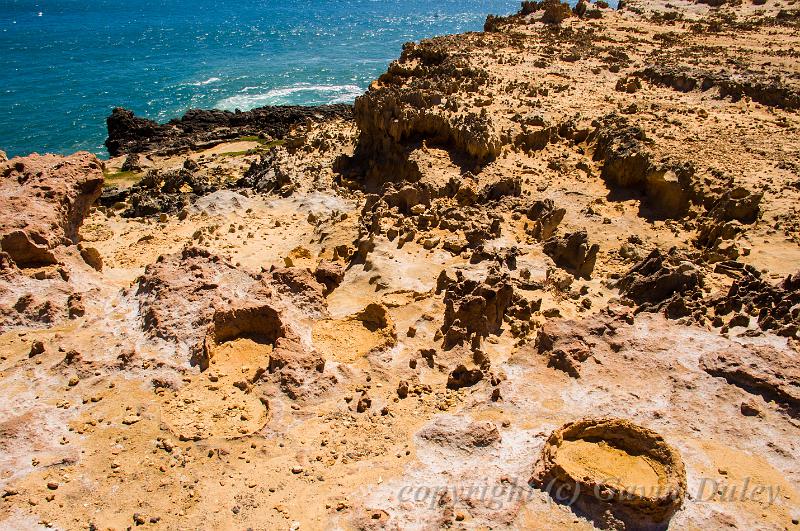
[438,269,514,349]
[543,231,599,279]
[447,365,484,389]
[541,0,573,23]
[531,418,686,529]
[615,249,702,310]
[700,345,799,416]
[314,261,345,295]
[418,416,501,449]
[0,153,104,266]
[525,199,566,241]
[135,247,275,366]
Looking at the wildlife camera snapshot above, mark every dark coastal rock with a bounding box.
[592,115,652,188]
[123,167,219,217]
[121,153,143,172]
[105,104,353,157]
[236,151,295,196]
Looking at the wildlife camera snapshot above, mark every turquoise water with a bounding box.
[0,0,519,158]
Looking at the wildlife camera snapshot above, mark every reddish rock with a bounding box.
[269,266,327,314]
[135,247,275,366]
[0,153,104,266]
[313,260,345,295]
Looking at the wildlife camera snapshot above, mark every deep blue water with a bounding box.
[0,0,520,158]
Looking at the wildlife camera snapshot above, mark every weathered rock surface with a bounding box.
[616,248,702,311]
[3,0,800,529]
[134,247,275,366]
[350,38,501,182]
[124,166,219,217]
[0,153,104,265]
[701,345,800,416]
[543,231,599,279]
[635,64,800,110]
[709,268,799,338]
[437,269,514,349]
[417,416,501,449]
[531,418,687,529]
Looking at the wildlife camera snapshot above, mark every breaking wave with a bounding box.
[215,83,364,110]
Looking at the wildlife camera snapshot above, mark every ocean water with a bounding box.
[0,0,520,158]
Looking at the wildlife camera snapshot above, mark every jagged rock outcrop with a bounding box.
[447,364,485,389]
[706,186,762,224]
[105,104,353,156]
[121,153,143,172]
[358,180,504,255]
[437,269,514,349]
[236,150,296,196]
[541,0,573,23]
[0,153,104,266]
[124,166,219,217]
[543,231,599,279]
[313,261,345,295]
[634,65,800,110]
[590,115,694,218]
[615,248,702,313]
[709,268,799,338]
[350,38,500,182]
[525,199,566,240]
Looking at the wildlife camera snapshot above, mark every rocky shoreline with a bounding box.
[105,104,353,157]
[1,0,799,529]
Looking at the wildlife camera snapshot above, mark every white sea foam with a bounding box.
[189,76,221,86]
[215,83,364,110]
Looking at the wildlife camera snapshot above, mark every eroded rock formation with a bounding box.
[0,153,104,266]
[531,418,687,529]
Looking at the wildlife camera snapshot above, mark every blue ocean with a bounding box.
[0,0,521,158]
